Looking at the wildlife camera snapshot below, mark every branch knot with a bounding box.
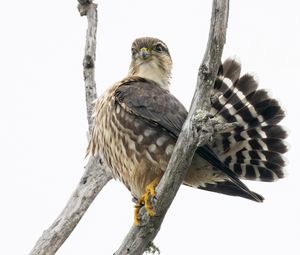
[192,109,238,146]
[78,0,92,4]
[199,64,209,79]
[83,55,94,68]
[192,109,214,146]
[77,1,93,16]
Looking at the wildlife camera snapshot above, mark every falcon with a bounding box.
[87,37,287,224]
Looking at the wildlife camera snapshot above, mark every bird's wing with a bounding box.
[114,76,262,202]
[114,77,186,137]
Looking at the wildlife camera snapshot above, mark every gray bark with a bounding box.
[29,2,112,255]
[78,2,99,133]
[30,157,111,255]
[114,1,229,254]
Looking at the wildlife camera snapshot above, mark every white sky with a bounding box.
[1,0,299,254]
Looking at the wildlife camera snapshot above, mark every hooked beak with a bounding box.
[139,47,150,60]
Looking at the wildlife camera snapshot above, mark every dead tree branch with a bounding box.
[114,1,229,254]
[78,1,98,133]
[30,157,111,255]
[29,2,112,254]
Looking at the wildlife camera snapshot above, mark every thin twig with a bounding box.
[29,2,112,254]
[114,1,229,254]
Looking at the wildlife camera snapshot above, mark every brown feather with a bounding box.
[87,38,285,202]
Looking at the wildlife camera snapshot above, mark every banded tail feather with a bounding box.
[210,58,287,182]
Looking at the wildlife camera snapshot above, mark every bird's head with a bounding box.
[128,37,172,90]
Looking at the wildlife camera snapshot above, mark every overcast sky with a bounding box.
[1,1,299,254]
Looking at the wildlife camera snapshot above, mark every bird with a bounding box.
[87,37,287,225]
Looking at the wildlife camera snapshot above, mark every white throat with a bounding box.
[130,62,170,90]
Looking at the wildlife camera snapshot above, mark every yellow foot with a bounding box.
[134,177,160,225]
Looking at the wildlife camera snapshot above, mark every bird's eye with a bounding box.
[131,47,137,56]
[154,44,165,53]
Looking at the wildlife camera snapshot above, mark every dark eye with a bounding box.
[154,44,165,53]
[131,47,137,56]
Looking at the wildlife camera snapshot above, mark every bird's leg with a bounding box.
[134,177,160,225]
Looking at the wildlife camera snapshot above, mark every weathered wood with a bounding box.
[114,1,229,254]
[29,2,112,254]
[30,157,111,255]
[78,2,99,133]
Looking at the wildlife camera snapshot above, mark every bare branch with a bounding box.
[78,1,98,133]
[30,157,111,255]
[114,1,229,254]
[29,2,112,254]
